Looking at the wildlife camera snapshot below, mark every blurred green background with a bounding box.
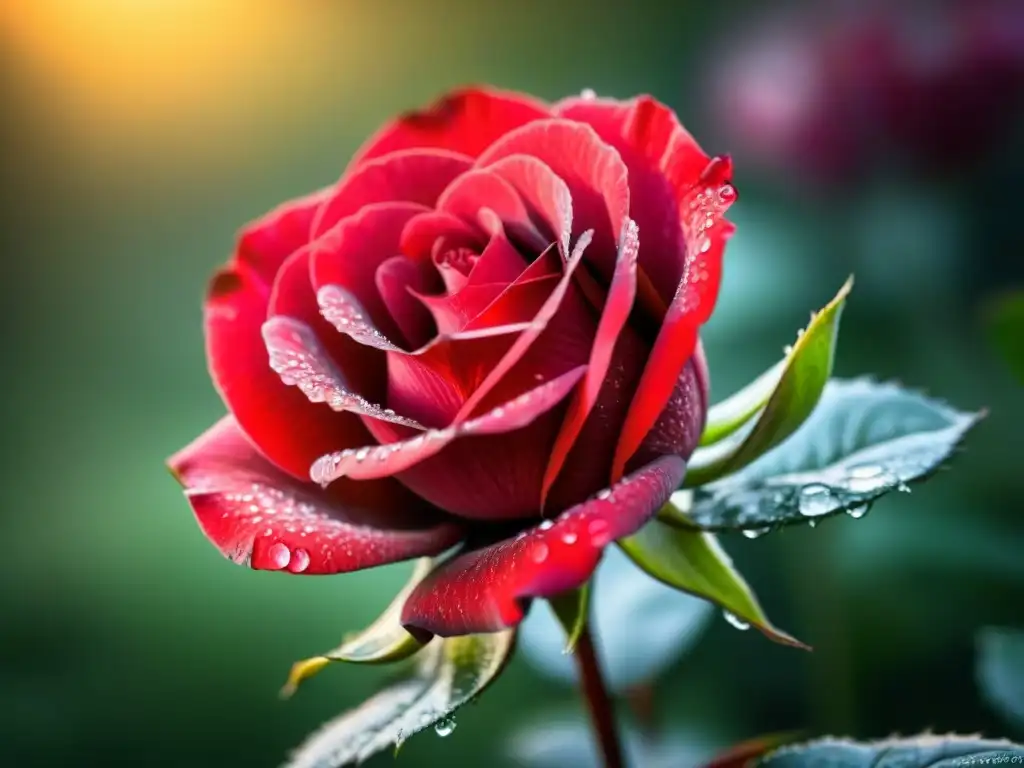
[2,1,1022,765]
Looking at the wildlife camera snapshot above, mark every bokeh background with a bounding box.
[2,0,1022,765]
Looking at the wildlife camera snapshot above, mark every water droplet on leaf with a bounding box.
[723,611,750,630]
[798,483,833,517]
[434,717,457,737]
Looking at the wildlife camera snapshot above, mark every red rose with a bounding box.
[169,87,734,638]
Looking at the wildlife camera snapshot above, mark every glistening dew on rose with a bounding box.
[167,86,985,768]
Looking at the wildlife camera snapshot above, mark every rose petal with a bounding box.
[436,167,547,250]
[612,214,735,482]
[399,210,483,262]
[541,219,640,505]
[262,316,424,429]
[400,455,687,637]
[350,87,551,167]
[375,255,440,349]
[312,149,472,238]
[478,120,630,277]
[555,95,707,306]
[311,201,429,348]
[629,352,707,470]
[206,192,368,480]
[454,231,593,421]
[168,417,464,575]
[310,365,587,490]
[482,154,572,257]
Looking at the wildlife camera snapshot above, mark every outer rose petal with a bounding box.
[400,455,687,637]
[350,87,551,167]
[312,149,472,238]
[206,191,363,480]
[168,417,464,575]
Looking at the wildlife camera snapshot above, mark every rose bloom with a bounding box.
[169,87,734,638]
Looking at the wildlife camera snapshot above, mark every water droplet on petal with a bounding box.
[580,88,596,100]
[434,717,457,737]
[288,547,311,573]
[538,519,554,531]
[561,531,578,545]
[267,542,291,570]
[723,610,750,630]
[587,518,611,546]
[530,541,549,564]
[597,488,613,501]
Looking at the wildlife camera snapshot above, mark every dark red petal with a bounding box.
[400,455,687,637]
[413,283,510,336]
[310,201,429,349]
[612,215,735,481]
[375,255,440,349]
[168,417,464,575]
[350,87,551,167]
[483,154,573,256]
[262,315,424,429]
[236,188,330,282]
[206,192,369,480]
[312,149,472,238]
[478,120,630,277]
[310,366,586,488]
[541,219,640,504]
[465,221,531,286]
[455,231,592,420]
[630,353,707,470]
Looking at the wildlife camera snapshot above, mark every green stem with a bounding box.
[574,623,626,768]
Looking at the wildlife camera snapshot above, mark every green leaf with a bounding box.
[687,277,852,485]
[986,290,1024,384]
[547,584,591,654]
[977,627,1024,728]
[619,519,807,649]
[666,378,983,533]
[700,732,803,768]
[284,631,515,767]
[752,735,1024,766]
[281,558,434,697]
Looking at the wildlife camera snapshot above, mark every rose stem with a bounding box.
[574,624,626,768]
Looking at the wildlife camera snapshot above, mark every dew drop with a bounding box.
[561,531,578,545]
[355,447,370,462]
[897,481,911,493]
[798,483,833,517]
[717,184,737,204]
[723,611,750,631]
[742,527,769,539]
[434,717,457,738]
[580,88,596,100]
[530,541,549,564]
[288,547,311,573]
[597,488,613,500]
[846,504,869,520]
[538,519,554,531]
[267,542,291,570]
[587,518,611,546]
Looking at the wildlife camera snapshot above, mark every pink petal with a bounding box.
[350,87,551,167]
[541,219,640,505]
[312,149,472,238]
[205,193,369,480]
[375,255,440,349]
[400,455,686,637]
[169,417,463,574]
[310,201,429,348]
[611,214,735,482]
[310,366,586,491]
[262,316,424,429]
[478,120,630,277]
